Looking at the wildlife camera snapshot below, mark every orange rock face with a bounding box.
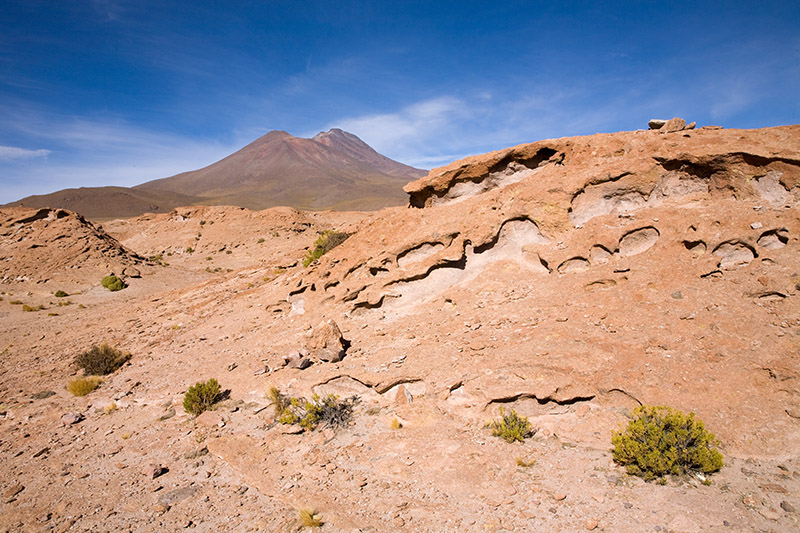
[1,124,799,531]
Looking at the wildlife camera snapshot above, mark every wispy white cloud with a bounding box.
[0,108,244,203]
[0,145,51,160]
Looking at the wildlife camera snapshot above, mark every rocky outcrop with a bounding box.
[0,207,146,283]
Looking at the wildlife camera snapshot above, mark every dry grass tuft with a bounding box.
[297,507,323,528]
[67,376,102,396]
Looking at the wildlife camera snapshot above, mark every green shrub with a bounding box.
[185,246,194,254]
[68,376,102,396]
[273,389,356,431]
[75,344,131,375]
[183,378,221,415]
[54,290,69,298]
[302,230,350,267]
[612,405,724,481]
[487,408,535,443]
[101,275,126,291]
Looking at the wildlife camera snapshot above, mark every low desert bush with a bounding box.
[302,230,350,267]
[611,405,724,481]
[183,378,221,415]
[54,290,69,297]
[101,274,126,291]
[68,376,102,396]
[272,388,356,431]
[22,304,45,312]
[487,407,535,443]
[516,457,536,468]
[297,507,323,528]
[75,344,131,375]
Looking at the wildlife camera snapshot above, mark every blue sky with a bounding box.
[1,0,798,203]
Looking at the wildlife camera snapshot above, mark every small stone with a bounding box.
[60,412,84,425]
[4,483,24,501]
[31,390,56,400]
[750,222,762,229]
[252,366,268,376]
[142,463,166,479]
[158,407,176,421]
[395,385,411,405]
[661,117,687,133]
[671,291,683,300]
[280,424,304,435]
[304,319,348,362]
[195,411,223,427]
[553,491,567,501]
[122,266,141,278]
[585,518,598,530]
[742,494,758,508]
[686,121,696,130]
[648,119,666,130]
[153,502,170,515]
[184,447,208,460]
[781,500,797,513]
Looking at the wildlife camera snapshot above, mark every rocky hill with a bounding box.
[0,122,798,532]
[6,129,426,219]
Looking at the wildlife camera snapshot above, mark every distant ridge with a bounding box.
[5,129,427,219]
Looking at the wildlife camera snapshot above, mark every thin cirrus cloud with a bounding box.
[0,146,52,160]
[328,96,493,169]
[0,112,242,203]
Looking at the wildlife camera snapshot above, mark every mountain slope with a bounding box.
[6,129,427,218]
[135,129,425,211]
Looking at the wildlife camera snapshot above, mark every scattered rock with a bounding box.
[304,319,348,362]
[30,390,56,400]
[153,502,170,515]
[158,407,176,421]
[648,119,666,130]
[60,412,84,426]
[4,483,24,501]
[252,365,269,376]
[780,501,797,513]
[195,411,224,427]
[159,486,199,506]
[122,266,141,278]
[553,491,567,501]
[585,518,599,530]
[183,447,209,460]
[661,117,687,133]
[742,494,758,508]
[279,424,304,435]
[286,354,312,369]
[142,463,167,479]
